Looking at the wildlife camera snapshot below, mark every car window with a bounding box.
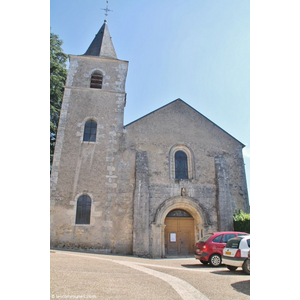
[199,234,213,243]
[213,235,223,243]
[226,238,241,248]
[222,234,236,243]
[237,233,248,236]
[247,239,250,247]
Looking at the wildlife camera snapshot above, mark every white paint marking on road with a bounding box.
[134,262,214,273]
[119,260,209,300]
[57,251,209,300]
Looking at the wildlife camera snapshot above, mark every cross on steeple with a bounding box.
[101,0,113,21]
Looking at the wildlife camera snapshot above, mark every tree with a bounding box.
[50,30,67,167]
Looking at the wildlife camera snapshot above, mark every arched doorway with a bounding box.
[164,209,194,255]
[150,196,209,257]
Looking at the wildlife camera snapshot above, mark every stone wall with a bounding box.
[50,54,134,254]
[51,64,249,255]
[126,99,249,256]
[133,151,150,256]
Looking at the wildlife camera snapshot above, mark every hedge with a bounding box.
[233,210,250,233]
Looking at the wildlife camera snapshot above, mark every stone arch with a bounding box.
[151,196,210,257]
[88,68,106,78]
[153,196,209,226]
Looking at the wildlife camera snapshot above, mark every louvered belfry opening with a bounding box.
[90,71,103,89]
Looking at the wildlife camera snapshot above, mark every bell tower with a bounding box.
[50,20,130,252]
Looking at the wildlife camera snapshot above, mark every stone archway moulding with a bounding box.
[150,196,210,257]
[153,196,210,227]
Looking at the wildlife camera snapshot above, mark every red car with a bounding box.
[194,231,249,267]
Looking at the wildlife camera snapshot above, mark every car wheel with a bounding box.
[242,259,250,275]
[200,260,208,265]
[227,265,238,271]
[209,254,221,267]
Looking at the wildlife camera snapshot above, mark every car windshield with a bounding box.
[226,237,242,248]
[198,234,213,243]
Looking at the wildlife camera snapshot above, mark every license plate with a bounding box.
[225,251,231,255]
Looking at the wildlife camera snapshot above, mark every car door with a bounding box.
[211,234,224,255]
[221,233,236,252]
[224,237,242,258]
[216,233,236,257]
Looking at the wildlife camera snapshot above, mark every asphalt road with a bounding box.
[50,250,250,300]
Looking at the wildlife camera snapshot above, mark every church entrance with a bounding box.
[164,209,195,255]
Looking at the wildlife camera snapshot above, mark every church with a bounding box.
[50,20,249,257]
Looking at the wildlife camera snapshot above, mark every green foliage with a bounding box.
[50,29,68,167]
[233,210,250,233]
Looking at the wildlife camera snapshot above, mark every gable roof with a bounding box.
[124,98,245,147]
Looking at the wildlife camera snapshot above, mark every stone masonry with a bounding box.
[50,21,250,257]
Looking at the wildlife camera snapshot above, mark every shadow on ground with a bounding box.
[181,263,223,269]
[211,269,250,276]
[231,280,250,296]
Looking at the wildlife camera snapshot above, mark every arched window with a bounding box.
[90,71,103,89]
[169,145,194,180]
[83,120,97,142]
[75,195,91,225]
[175,151,188,179]
[167,209,192,218]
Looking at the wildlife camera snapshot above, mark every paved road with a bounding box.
[50,250,250,300]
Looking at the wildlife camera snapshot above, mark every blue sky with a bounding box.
[51,0,250,197]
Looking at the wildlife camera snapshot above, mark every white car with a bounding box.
[222,235,250,275]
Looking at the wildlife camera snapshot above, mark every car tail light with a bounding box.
[235,249,241,257]
[203,245,206,250]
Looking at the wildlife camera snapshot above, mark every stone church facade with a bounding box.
[50,21,249,257]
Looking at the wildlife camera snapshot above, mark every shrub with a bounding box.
[233,210,250,233]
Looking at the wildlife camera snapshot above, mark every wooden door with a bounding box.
[178,231,190,254]
[165,217,194,255]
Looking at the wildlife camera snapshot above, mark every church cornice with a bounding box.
[63,86,126,94]
[68,54,129,64]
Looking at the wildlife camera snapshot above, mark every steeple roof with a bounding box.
[83,21,117,58]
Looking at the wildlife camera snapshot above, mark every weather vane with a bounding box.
[101,0,113,21]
